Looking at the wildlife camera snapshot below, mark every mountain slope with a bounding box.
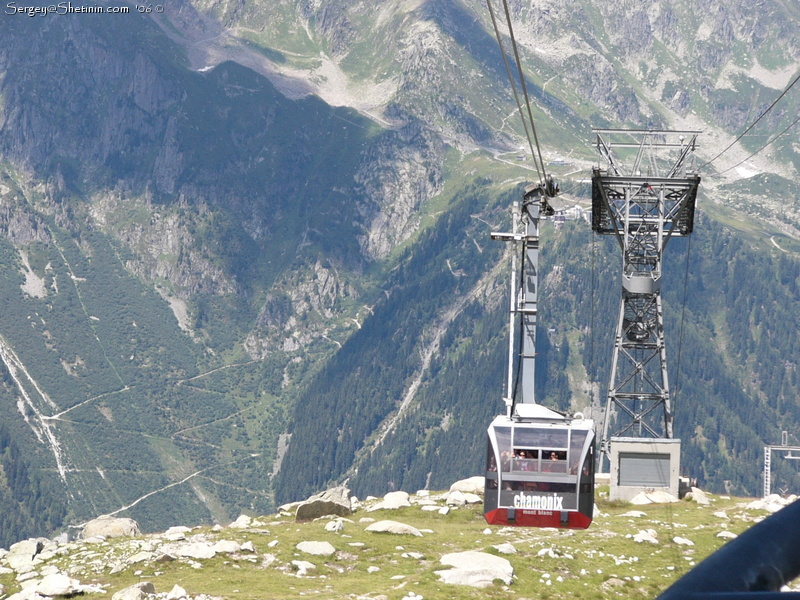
[0,0,799,544]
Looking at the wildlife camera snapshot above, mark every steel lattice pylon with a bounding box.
[591,129,700,466]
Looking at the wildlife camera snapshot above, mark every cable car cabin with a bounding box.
[484,408,595,529]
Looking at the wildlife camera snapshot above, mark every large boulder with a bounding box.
[436,551,513,587]
[112,582,156,600]
[367,491,411,512]
[296,541,336,556]
[81,516,140,539]
[364,520,423,537]
[6,539,46,572]
[629,491,679,505]
[686,487,710,505]
[295,486,352,521]
[449,476,485,495]
[36,574,81,597]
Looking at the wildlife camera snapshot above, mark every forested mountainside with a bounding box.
[1,0,800,547]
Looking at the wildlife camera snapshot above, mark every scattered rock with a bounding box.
[166,584,187,600]
[717,531,738,539]
[228,515,252,529]
[686,487,710,505]
[296,486,352,521]
[367,491,411,512]
[492,543,516,554]
[446,491,466,506]
[364,521,423,537]
[291,560,316,576]
[174,542,216,560]
[324,520,344,533]
[619,511,647,518]
[112,582,155,600]
[295,541,336,556]
[629,491,679,505]
[633,530,659,544]
[449,477,485,494]
[35,573,81,597]
[746,495,795,513]
[602,577,627,591]
[6,540,45,572]
[673,536,695,546]
[212,540,241,554]
[436,551,513,587]
[126,551,153,564]
[82,517,140,539]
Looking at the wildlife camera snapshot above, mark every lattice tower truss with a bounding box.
[591,129,700,462]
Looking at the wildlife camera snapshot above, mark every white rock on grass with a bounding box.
[324,520,344,533]
[619,511,647,518]
[630,491,679,505]
[686,487,710,505]
[295,541,336,556]
[364,521,423,537]
[492,543,517,554]
[228,515,252,529]
[166,584,187,600]
[446,491,466,506]
[746,495,794,513]
[436,551,513,588]
[82,516,140,539]
[35,574,80,597]
[367,491,411,512]
[175,543,216,560]
[673,536,695,546]
[5,540,44,573]
[633,530,659,544]
[112,582,155,600]
[717,531,738,539]
[212,540,241,554]
[449,476,485,494]
[420,506,440,512]
[291,560,316,576]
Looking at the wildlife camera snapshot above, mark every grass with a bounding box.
[0,491,782,600]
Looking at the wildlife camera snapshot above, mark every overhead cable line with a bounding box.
[485,0,548,188]
[716,112,800,176]
[701,70,800,169]
[499,0,548,188]
[485,0,542,183]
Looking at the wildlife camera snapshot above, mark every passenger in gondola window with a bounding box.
[501,450,512,472]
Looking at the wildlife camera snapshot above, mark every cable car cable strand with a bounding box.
[485,0,543,183]
[499,0,548,188]
[716,112,800,176]
[700,70,800,169]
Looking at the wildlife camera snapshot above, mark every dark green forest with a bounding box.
[275,201,800,503]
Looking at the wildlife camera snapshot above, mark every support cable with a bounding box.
[499,0,547,188]
[485,0,542,183]
[716,113,800,176]
[701,71,800,169]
